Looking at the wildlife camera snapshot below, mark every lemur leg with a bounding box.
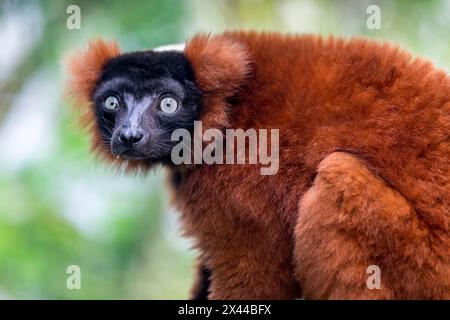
[294,152,447,299]
[190,259,211,300]
[205,222,300,299]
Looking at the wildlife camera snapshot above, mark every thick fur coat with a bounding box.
[67,31,449,299]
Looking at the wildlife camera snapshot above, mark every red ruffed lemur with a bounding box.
[66,31,449,299]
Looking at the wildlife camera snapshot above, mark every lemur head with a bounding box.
[66,35,251,170]
[93,51,202,163]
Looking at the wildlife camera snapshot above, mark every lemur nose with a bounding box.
[118,127,144,146]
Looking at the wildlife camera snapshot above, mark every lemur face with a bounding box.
[92,51,202,164]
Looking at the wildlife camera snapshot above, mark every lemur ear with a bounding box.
[184,34,251,98]
[65,39,121,104]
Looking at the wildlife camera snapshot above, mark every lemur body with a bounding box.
[67,31,450,299]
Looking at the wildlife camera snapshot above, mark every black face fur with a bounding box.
[92,50,202,164]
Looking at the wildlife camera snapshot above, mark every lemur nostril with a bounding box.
[118,128,144,145]
[132,132,144,143]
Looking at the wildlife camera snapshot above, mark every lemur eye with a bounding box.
[159,96,179,114]
[104,96,120,111]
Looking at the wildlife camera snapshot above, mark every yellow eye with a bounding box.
[160,97,178,114]
[104,96,120,110]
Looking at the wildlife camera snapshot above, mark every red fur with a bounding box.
[295,152,447,299]
[184,33,252,130]
[65,39,120,104]
[177,31,449,299]
[67,31,450,299]
[65,40,123,165]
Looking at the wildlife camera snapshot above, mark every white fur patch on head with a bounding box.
[153,43,186,52]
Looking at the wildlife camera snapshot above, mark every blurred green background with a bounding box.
[0,0,448,299]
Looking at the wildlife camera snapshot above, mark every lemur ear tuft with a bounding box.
[184,34,251,97]
[65,39,120,104]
